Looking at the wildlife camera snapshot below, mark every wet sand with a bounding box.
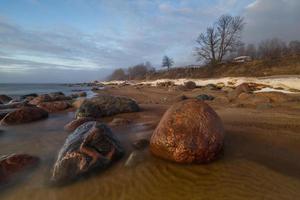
[1,85,300,200]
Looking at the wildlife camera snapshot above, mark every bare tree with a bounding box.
[195,14,244,64]
[162,56,174,70]
[195,27,219,64]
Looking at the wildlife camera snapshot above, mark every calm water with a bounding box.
[0,83,93,98]
[0,107,300,200]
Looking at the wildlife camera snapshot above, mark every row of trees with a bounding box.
[234,39,300,60]
[195,14,300,63]
[108,62,155,80]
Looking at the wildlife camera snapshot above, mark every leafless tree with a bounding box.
[162,56,174,70]
[195,14,244,64]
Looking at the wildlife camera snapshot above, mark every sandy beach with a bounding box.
[1,79,300,200]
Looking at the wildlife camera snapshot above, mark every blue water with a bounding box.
[0,83,93,98]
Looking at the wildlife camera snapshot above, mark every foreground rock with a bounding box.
[0,154,39,185]
[64,117,96,132]
[150,99,224,164]
[76,95,139,118]
[0,107,48,125]
[37,101,70,112]
[0,95,12,104]
[51,121,124,184]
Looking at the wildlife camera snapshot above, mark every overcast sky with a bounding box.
[0,0,299,83]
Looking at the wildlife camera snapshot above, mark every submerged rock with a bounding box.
[0,109,16,120]
[196,94,215,101]
[0,107,48,125]
[0,95,12,104]
[0,154,39,185]
[132,139,149,150]
[37,101,70,112]
[51,121,124,184]
[150,99,224,164]
[76,95,139,119]
[64,117,96,132]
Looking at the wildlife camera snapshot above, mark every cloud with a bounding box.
[243,0,300,43]
[0,0,299,82]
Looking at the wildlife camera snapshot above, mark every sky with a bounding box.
[0,0,299,83]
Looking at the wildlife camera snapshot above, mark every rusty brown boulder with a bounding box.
[37,101,70,112]
[64,117,96,132]
[0,107,48,125]
[0,154,39,184]
[150,99,224,164]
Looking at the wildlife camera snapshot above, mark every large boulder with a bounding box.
[64,117,96,132]
[0,109,17,120]
[0,107,48,125]
[29,93,71,105]
[37,101,70,112]
[0,95,12,104]
[76,95,139,119]
[51,121,124,184]
[150,99,224,164]
[184,81,197,89]
[0,154,39,185]
[0,102,28,110]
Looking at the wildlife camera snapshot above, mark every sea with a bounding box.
[0,83,94,98]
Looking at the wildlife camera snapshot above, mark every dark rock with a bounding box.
[150,99,224,164]
[0,109,16,120]
[184,81,197,89]
[20,93,38,100]
[0,102,28,110]
[174,95,188,102]
[76,95,139,118]
[196,94,215,101]
[0,95,12,104]
[0,107,48,125]
[51,121,124,184]
[64,117,96,132]
[0,154,39,185]
[37,101,70,112]
[132,139,149,150]
[29,93,71,105]
[204,84,218,90]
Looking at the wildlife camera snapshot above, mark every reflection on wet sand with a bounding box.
[1,101,300,200]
